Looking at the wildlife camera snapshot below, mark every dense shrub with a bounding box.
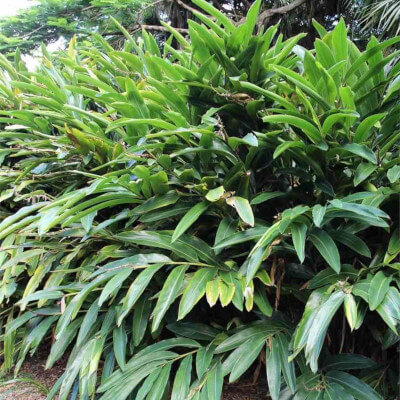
[0,1,400,398]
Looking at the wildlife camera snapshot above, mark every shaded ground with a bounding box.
[0,350,67,400]
[0,352,269,400]
[223,382,269,399]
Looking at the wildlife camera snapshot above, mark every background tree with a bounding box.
[0,0,154,52]
[0,0,359,53]
[351,0,400,38]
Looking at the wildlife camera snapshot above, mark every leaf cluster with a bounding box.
[0,2,400,399]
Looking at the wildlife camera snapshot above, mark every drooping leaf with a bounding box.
[226,196,254,227]
[171,355,193,400]
[206,362,223,400]
[368,271,391,311]
[178,268,217,320]
[309,229,341,273]
[172,201,209,242]
[266,338,281,400]
[326,371,383,400]
[152,265,188,332]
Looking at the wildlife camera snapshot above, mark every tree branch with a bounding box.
[258,0,306,22]
[141,24,189,33]
[174,0,199,15]
[103,24,189,37]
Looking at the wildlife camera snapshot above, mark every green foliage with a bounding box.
[0,4,400,400]
[355,0,400,37]
[0,0,151,53]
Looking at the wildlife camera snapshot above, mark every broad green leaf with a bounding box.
[342,143,377,165]
[146,363,171,400]
[376,287,400,333]
[226,196,254,227]
[253,284,273,316]
[206,278,220,307]
[387,165,400,184]
[116,231,199,262]
[206,362,223,400]
[218,280,235,307]
[332,18,348,63]
[312,205,326,227]
[0,249,45,271]
[368,271,391,311]
[309,229,341,273]
[329,230,371,258]
[192,0,235,31]
[213,226,265,250]
[196,346,215,378]
[251,191,285,205]
[238,81,297,112]
[276,334,296,393]
[384,228,400,263]
[172,201,209,242]
[118,264,163,325]
[384,74,400,103]
[206,186,224,202]
[270,65,331,109]
[354,113,386,143]
[167,322,220,341]
[252,221,282,253]
[263,114,323,144]
[323,353,376,371]
[326,371,382,400]
[152,265,188,332]
[266,338,281,400]
[98,268,132,307]
[135,191,179,214]
[309,265,358,289]
[330,383,355,400]
[178,268,217,319]
[306,291,346,372]
[47,318,83,368]
[245,246,267,284]
[214,217,238,249]
[113,325,127,369]
[273,141,306,159]
[329,199,389,221]
[136,370,161,400]
[228,336,265,382]
[171,355,192,400]
[215,322,271,353]
[291,223,307,263]
[132,294,153,346]
[313,19,328,38]
[354,163,377,186]
[344,294,357,331]
[322,112,359,134]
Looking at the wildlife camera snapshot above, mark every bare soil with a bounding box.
[223,382,269,399]
[0,350,67,400]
